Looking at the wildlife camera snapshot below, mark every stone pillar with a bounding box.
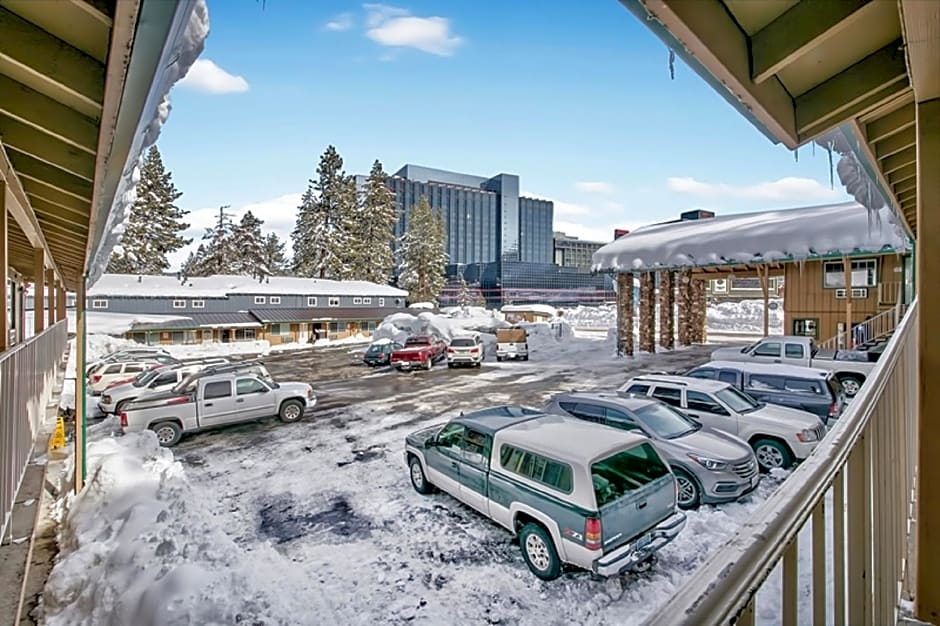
[638,272,656,353]
[691,278,707,343]
[676,269,693,346]
[616,272,634,357]
[659,271,675,350]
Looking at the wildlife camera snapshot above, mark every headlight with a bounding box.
[687,453,728,471]
[102,395,111,404]
[797,428,820,442]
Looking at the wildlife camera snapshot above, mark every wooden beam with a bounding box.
[874,125,916,160]
[897,188,917,206]
[0,75,98,154]
[0,179,7,351]
[758,265,770,337]
[55,279,66,322]
[894,177,917,196]
[23,184,90,223]
[866,101,916,143]
[888,163,917,186]
[751,0,872,84]
[795,40,909,137]
[900,0,940,102]
[32,247,44,333]
[8,149,93,202]
[0,6,104,118]
[881,145,917,175]
[0,116,95,181]
[847,122,916,236]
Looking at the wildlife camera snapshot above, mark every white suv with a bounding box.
[447,333,485,368]
[618,375,825,472]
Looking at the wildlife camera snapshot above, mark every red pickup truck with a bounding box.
[390,335,447,371]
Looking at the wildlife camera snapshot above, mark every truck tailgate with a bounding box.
[598,475,674,552]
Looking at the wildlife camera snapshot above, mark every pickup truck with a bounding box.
[711,335,876,397]
[404,407,686,580]
[390,335,447,371]
[120,369,316,447]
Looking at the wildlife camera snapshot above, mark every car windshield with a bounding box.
[633,403,699,439]
[450,338,476,347]
[133,369,161,387]
[715,386,761,413]
[742,341,761,353]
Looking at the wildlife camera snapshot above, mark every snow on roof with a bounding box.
[501,304,558,317]
[87,274,408,298]
[592,202,910,273]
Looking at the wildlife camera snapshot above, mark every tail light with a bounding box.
[828,402,838,417]
[307,387,314,399]
[470,347,480,353]
[91,374,102,383]
[120,412,128,428]
[585,517,602,550]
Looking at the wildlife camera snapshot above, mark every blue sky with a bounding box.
[159,0,850,266]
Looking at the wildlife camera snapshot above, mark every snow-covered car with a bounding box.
[446,333,484,368]
[404,407,686,580]
[618,375,825,472]
[98,358,232,414]
[88,361,162,396]
[121,364,315,447]
[362,339,403,367]
[84,347,176,376]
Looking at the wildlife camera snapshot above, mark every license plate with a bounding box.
[635,533,652,550]
[751,475,760,488]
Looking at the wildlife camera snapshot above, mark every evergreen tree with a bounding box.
[291,146,357,278]
[398,195,448,303]
[351,159,398,284]
[183,205,238,276]
[108,146,191,273]
[456,274,473,307]
[262,232,289,276]
[231,210,269,278]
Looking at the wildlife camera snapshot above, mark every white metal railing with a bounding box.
[0,320,67,540]
[646,298,919,626]
[818,302,907,350]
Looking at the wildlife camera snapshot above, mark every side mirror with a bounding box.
[424,438,436,448]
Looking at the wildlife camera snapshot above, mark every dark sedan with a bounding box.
[362,340,403,366]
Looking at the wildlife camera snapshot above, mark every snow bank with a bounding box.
[375,309,508,345]
[408,302,435,310]
[502,304,558,317]
[44,425,345,625]
[707,298,784,334]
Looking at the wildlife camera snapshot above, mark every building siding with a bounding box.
[88,293,406,314]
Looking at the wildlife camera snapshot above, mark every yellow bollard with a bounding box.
[50,416,66,450]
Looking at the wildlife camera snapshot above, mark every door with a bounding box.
[685,390,738,436]
[456,428,492,513]
[199,381,239,425]
[424,423,464,495]
[750,341,782,363]
[234,377,276,419]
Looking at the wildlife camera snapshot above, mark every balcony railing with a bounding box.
[646,299,919,626]
[0,320,68,539]
[818,302,906,351]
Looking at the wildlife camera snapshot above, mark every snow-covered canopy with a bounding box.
[501,304,558,317]
[592,202,911,273]
[88,274,408,298]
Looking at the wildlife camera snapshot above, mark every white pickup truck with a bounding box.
[121,367,316,446]
[711,335,876,397]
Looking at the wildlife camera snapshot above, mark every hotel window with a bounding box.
[191,300,205,309]
[307,296,318,307]
[172,300,186,309]
[362,297,372,305]
[823,259,877,288]
[329,297,340,307]
[270,296,281,305]
[254,296,266,304]
[378,297,385,307]
[91,299,108,309]
[353,297,362,305]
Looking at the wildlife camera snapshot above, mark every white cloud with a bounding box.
[575,181,615,194]
[553,200,592,218]
[324,12,354,31]
[666,176,839,201]
[178,59,249,94]
[364,4,462,56]
[554,221,644,243]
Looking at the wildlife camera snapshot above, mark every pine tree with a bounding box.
[108,146,191,273]
[456,273,473,307]
[231,210,269,278]
[291,146,357,279]
[398,195,448,303]
[351,159,398,284]
[262,232,289,276]
[183,205,238,276]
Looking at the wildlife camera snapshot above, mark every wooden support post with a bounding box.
[33,248,44,334]
[843,256,853,348]
[0,180,8,352]
[56,281,66,322]
[916,96,940,624]
[46,267,54,328]
[758,265,770,337]
[16,280,25,342]
[659,271,675,350]
[74,279,85,493]
[677,270,692,346]
[616,272,634,357]
[638,273,656,353]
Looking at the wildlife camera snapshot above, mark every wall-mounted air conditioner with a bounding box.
[851,288,868,299]
[835,289,847,299]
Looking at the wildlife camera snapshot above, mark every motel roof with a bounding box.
[88,274,409,299]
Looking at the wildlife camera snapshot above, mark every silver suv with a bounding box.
[544,392,760,509]
[619,375,824,472]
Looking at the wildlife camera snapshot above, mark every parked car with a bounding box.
[404,408,686,580]
[496,327,528,361]
[98,358,233,414]
[362,339,403,367]
[121,363,314,447]
[390,335,447,371]
[447,333,485,368]
[84,347,175,376]
[618,375,825,472]
[685,361,845,425]
[710,336,876,397]
[88,361,162,395]
[544,392,760,509]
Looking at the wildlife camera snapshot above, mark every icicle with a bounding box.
[668,49,676,80]
[812,142,816,157]
[794,146,799,163]
[798,258,805,276]
[827,142,834,188]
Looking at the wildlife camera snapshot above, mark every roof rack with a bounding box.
[184,360,266,379]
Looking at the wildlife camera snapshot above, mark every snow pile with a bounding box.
[502,304,558,318]
[408,302,435,310]
[374,310,509,344]
[707,298,784,334]
[561,304,618,329]
[44,425,344,625]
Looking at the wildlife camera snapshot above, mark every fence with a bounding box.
[0,320,67,540]
[645,299,919,626]
[818,302,906,351]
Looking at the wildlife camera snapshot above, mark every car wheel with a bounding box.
[753,438,793,472]
[497,356,503,362]
[151,421,182,447]
[424,357,432,370]
[673,468,701,510]
[278,399,304,423]
[839,375,863,397]
[447,362,454,368]
[408,456,434,494]
[519,523,562,580]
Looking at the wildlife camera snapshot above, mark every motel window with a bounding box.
[307,297,318,307]
[191,300,205,309]
[362,297,372,305]
[270,323,290,336]
[823,259,877,289]
[235,328,256,341]
[254,296,266,304]
[353,297,362,305]
[91,299,108,309]
[329,297,340,307]
[792,318,819,339]
[172,300,186,309]
[270,296,281,305]
[378,298,385,307]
